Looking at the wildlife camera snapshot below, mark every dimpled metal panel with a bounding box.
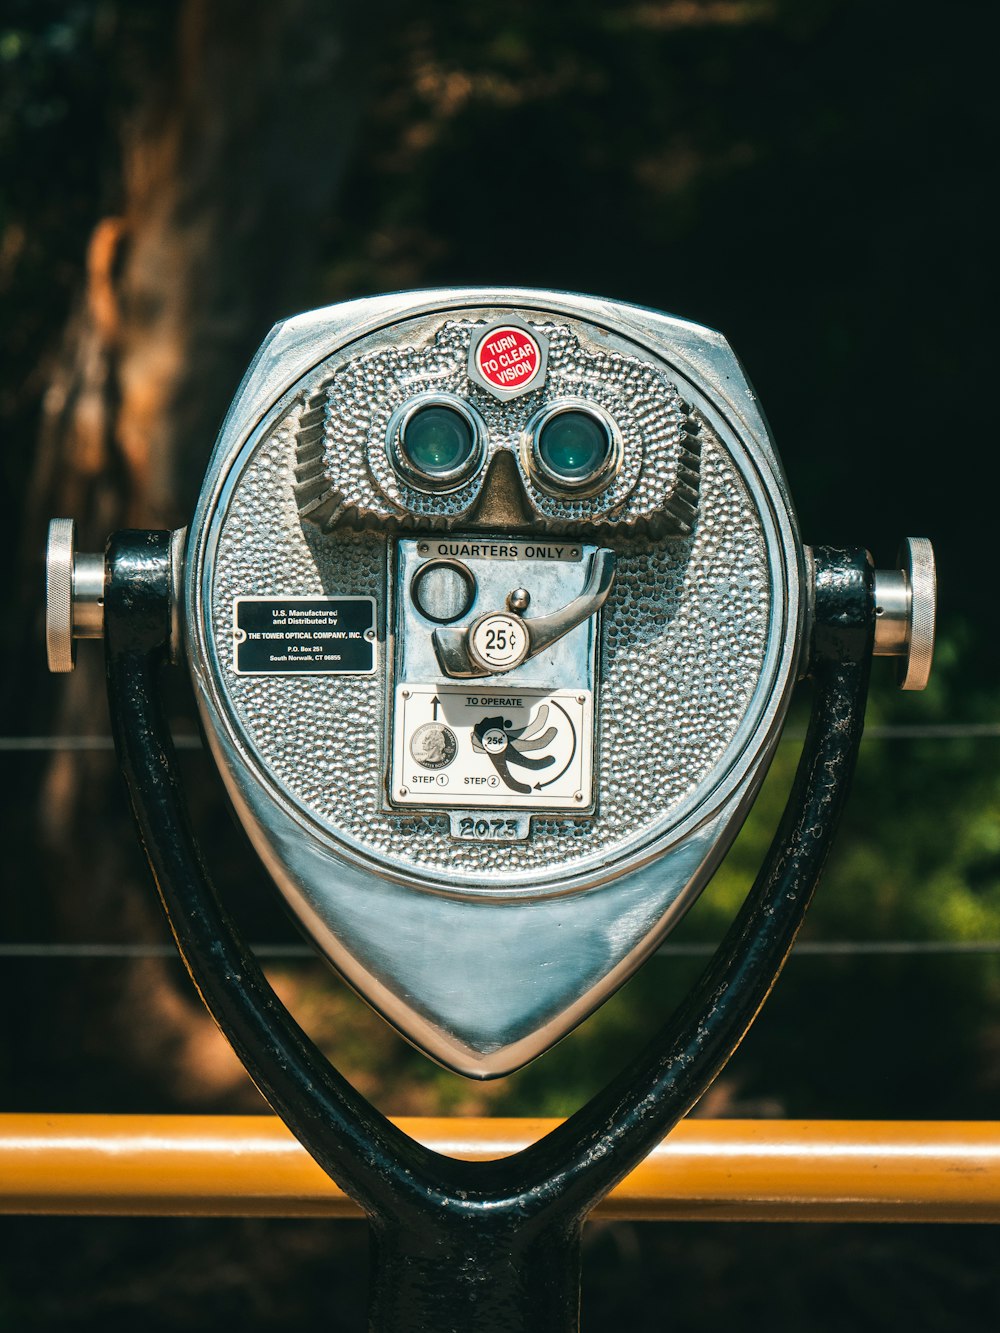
[209,416,769,881]
[294,319,698,536]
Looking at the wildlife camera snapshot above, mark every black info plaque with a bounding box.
[233,597,376,675]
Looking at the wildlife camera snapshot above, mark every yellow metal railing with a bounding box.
[2,1116,999,1223]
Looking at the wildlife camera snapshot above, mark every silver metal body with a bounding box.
[180,288,809,1077]
[41,292,938,1077]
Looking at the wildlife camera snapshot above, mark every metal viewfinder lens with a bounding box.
[539,412,609,479]
[389,394,485,491]
[406,407,473,473]
[527,400,620,494]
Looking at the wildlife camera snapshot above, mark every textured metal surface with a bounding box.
[6,1115,1000,1224]
[208,433,771,880]
[45,518,76,672]
[105,533,870,1333]
[294,317,698,537]
[46,519,106,671]
[182,289,804,1073]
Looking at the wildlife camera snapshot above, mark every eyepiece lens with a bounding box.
[537,410,611,483]
[401,405,476,477]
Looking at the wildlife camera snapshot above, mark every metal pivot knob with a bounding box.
[45,518,106,673]
[872,537,936,691]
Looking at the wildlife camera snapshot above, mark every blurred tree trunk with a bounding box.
[7,0,390,1108]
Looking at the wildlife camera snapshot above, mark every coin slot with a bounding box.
[411,559,476,624]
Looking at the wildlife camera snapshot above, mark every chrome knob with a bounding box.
[873,537,936,690]
[45,518,105,673]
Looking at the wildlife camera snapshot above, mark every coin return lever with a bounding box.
[431,547,617,678]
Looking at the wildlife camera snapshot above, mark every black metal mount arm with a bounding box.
[104,533,873,1333]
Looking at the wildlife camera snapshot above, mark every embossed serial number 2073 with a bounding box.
[458,817,520,840]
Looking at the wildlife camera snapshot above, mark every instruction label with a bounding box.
[391,685,593,810]
[233,597,376,675]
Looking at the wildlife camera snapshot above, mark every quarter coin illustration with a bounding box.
[410,722,458,770]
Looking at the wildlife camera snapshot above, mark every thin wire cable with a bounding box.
[0,943,313,958]
[1,941,999,960]
[0,735,203,751]
[3,723,999,751]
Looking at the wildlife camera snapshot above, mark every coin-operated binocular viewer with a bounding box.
[47,289,936,1331]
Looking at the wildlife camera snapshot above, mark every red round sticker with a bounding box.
[474,326,542,392]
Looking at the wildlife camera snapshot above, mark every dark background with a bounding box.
[1,2,998,1328]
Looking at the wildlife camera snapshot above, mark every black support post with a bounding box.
[104,532,873,1333]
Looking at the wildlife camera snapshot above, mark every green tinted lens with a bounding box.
[402,405,476,477]
[537,410,611,483]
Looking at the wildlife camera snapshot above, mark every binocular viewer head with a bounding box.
[294,310,696,540]
[47,288,935,1077]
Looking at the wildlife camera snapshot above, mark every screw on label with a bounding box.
[474,326,542,393]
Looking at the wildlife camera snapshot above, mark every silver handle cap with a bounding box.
[873,537,936,691]
[45,518,76,673]
[45,519,106,673]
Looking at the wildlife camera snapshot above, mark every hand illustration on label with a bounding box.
[471,706,558,795]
